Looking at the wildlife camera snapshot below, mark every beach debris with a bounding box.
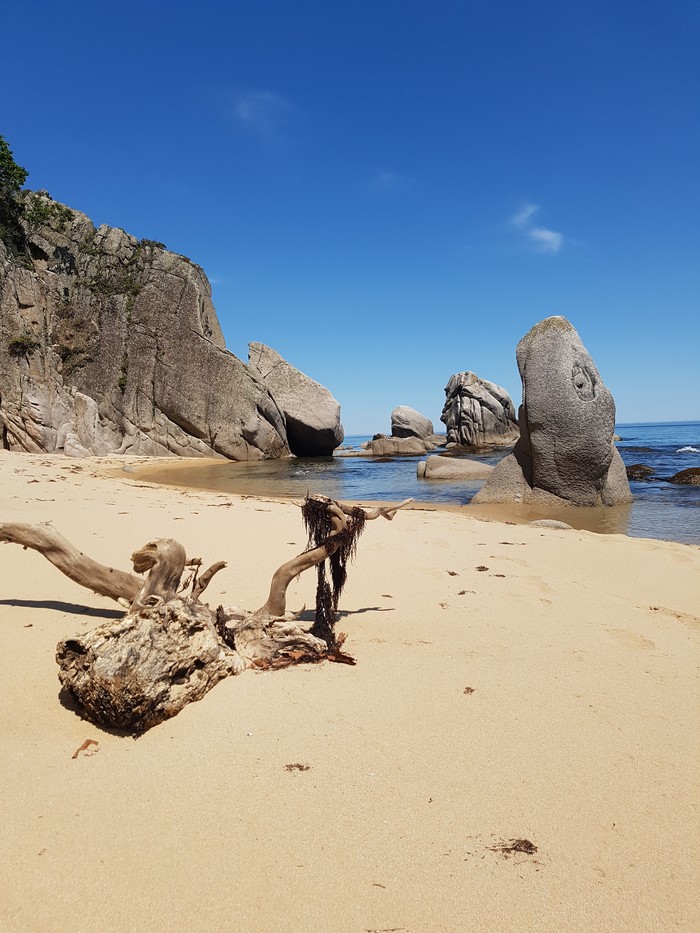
[284,763,310,771]
[72,739,99,759]
[475,565,489,572]
[1,496,412,734]
[488,838,538,856]
[463,687,475,694]
[446,570,458,576]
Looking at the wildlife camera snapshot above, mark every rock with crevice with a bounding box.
[473,316,632,507]
[248,342,344,457]
[441,372,519,447]
[1,192,291,459]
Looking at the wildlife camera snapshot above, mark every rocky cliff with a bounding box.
[0,192,296,459]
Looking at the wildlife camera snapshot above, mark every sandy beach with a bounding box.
[1,449,698,933]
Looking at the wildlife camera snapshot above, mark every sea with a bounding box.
[142,422,700,545]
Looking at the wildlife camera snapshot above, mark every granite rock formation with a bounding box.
[391,405,434,439]
[365,436,437,456]
[441,372,519,447]
[1,192,296,459]
[473,316,632,507]
[417,455,494,480]
[248,343,344,456]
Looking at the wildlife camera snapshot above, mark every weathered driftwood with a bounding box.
[0,497,412,733]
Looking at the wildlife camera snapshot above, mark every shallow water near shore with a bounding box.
[137,422,700,545]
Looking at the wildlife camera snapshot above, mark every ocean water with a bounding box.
[142,422,700,545]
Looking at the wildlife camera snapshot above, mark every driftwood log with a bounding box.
[0,496,412,733]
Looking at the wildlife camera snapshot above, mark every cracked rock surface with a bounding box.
[0,192,291,459]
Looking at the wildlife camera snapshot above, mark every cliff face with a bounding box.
[0,193,290,459]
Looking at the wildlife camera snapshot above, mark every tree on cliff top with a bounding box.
[0,134,28,253]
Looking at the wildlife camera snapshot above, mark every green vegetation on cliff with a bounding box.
[1,133,73,258]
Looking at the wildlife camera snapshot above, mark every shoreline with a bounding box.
[121,453,698,544]
[1,449,698,932]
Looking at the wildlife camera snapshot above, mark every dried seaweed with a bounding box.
[301,496,366,648]
[488,838,538,856]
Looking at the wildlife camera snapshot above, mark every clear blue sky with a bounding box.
[3,0,698,433]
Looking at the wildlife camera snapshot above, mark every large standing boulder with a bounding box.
[473,316,632,506]
[391,405,434,439]
[0,193,289,460]
[441,372,519,447]
[248,342,344,457]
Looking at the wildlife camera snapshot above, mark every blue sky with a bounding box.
[2,0,698,433]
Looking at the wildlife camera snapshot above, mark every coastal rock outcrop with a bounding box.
[441,372,519,447]
[473,316,632,507]
[248,343,344,457]
[391,405,434,439]
[1,192,293,459]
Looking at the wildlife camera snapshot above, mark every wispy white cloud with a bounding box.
[529,227,563,254]
[510,203,564,255]
[511,203,539,230]
[233,90,292,143]
[368,170,412,192]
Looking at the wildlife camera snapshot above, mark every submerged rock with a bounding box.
[441,371,519,447]
[248,343,344,457]
[417,455,493,480]
[473,316,632,507]
[366,436,436,456]
[626,464,655,480]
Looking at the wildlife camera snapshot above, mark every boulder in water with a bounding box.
[417,455,493,480]
[391,405,434,439]
[441,372,519,447]
[473,317,632,507]
[667,468,700,485]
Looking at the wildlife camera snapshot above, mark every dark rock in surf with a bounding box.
[667,468,700,485]
[626,464,655,480]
